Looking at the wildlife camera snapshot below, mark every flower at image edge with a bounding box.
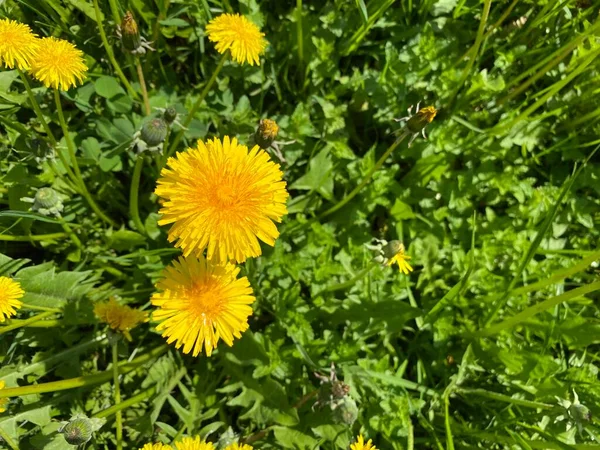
[0,276,24,322]
[155,136,288,264]
[151,255,255,357]
[350,435,377,450]
[206,13,267,65]
[29,37,88,90]
[94,298,147,341]
[0,19,39,70]
[173,436,216,450]
[140,443,173,450]
[224,444,253,450]
[0,380,8,413]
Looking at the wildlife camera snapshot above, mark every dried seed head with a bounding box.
[32,187,64,216]
[141,118,168,147]
[121,11,142,53]
[255,118,279,149]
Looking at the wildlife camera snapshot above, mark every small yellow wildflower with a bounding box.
[350,435,377,450]
[0,19,39,70]
[385,241,413,275]
[224,444,252,450]
[93,298,147,341]
[173,436,215,450]
[140,444,172,450]
[206,13,267,65]
[0,380,8,413]
[0,276,24,322]
[30,37,88,90]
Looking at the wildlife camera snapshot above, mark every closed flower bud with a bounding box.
[59,414,105,446]
[121,12,141,53]
[255,119,279,149]
[406,106,437,134]
[32,187,64,216]
[163,106,178,124]
[331,396,358,426]
[141,118,168,147]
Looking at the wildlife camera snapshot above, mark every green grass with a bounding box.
[1,0,600,449]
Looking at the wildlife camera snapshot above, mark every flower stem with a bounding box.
[93,385,156,419]
[112,342,123,450]
[54,89,117,227]
[92,0,139,100]
[21,303,62,313]
[0,345,167,398]
[129,155,146,234]
[107,0,121,24]
[0,427,19,450]
[0,232,67,242]
[0,311,56,335]
[319,131,409,220]
[167,53,228,156]
[135,58,151,116]
[58,216,82,249]
[17,69,56,146]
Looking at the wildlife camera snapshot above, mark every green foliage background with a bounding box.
[1,0,600,448]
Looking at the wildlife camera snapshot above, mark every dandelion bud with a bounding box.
[141,118,168,147]
[32,187,64,216]
[60,417,93,445]
[121,12,142,53]
[163,106,178,125]
[331,396,358,426]
[382,240,403,260]
[255,119,279,149]
[406,106,437,134]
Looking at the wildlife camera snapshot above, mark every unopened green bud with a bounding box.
[331,396,358,426]
[163,107,178,124]
[33,187,64,216]
[406,106,437,134]
[255,119,279,149]
[121,11,141,53]
[382,240,404,260]
[141,119,168,147]
[61,418,93,445]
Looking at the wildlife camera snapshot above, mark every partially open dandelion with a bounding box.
[173,436,215,450]
[224,444,252,450]
[0,380,8,413]
[155,136,288,264]
[394,103,437,146]
[0,19,39,70]
[140,444,172,450]
[93,298,147,341]
[0,276,24,322]
[151,255,256,357]
[384,241,413,275]
[350,435,377,450]
[30,37,88,90]
[206,13,267,65]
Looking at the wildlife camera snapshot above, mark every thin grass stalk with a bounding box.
[0,311,56,335]
[112,342,123,450]
[21,303,62,313]
[129,155,146,234]
[0,232,67,242]
[135,58,151,115]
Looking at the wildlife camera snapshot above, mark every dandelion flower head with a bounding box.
[385,241,413,275]
[0,380,8,413]
[0,276,24,322]
[206,13,267,65]
[155,136,288,264]
[224,444,253,450]
[174,436,216,450]
[94,298,147,341]
[30,37,88,90]
[350,435,377,450]
[0,19,39,70]
[151,255,255,357]
[140,444,172,450]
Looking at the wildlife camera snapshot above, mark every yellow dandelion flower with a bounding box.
[384,241,413,275]
[155,136,288,264]
[224,444,252,450]
[151,255,255,357]
[94,298,147,341]
[0,19,39,70]
[0,276,24,322]
[0,380,8,413]
[173,436,215,450]
[350,435,377,450]
[30,37,88,91]
[140,444,172,450]
[206,13,267,66]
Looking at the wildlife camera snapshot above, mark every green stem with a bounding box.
[5,318,61,328]
[477,281,600,337]
[59,217,82,249]
[456,388,553,410]
[0,311,56,335]
[21,303,62,313]
[93,385,156,419]
[319,131,409,219]
[0,427,19,450]
[112,342,123,450]
[317,262,377,295]
[0,345,167,398]
[129,155,146,234]
[17,69,56,146]
[296,0,304,68]
[0,232,67,242]
[135,58,151,116]
[159,128,171,169]
[167,53,228,156]
[107,0,121,24]
[54,89,117,227]
[92,0,139,100]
